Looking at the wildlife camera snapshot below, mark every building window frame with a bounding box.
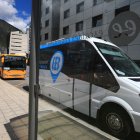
[76,1,84,14]
[46,7,49,14]
[93,0,103,6]
[92,14,103,28]
[76,21,83,32]
[45,20,49,27]
[64,9,70,19]
[64,0,69,3]
[45,33,48,40]
[63,26,69,35]
[115,5,130,16]
[93,0,97,6]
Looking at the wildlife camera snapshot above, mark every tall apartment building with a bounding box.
[40,0,140,64]
[0,20,20,54]
[9,31,29,56]
[41,0,61,44]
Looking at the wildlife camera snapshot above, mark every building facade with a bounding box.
[0,20,20,54]
[9,31,29,56]
[41,0,61,44]
[40,0,140,64]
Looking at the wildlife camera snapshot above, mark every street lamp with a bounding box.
[29,0,41,140]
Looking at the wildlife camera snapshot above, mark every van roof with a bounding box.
[86,36,117,47]
[40,35,117,49]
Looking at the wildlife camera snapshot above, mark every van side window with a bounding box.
[39,41,119,92]
[61,41,119,92]
[91,51,119,92]
[62,41,94,82]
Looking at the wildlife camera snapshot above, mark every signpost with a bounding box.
[29,0,41,140]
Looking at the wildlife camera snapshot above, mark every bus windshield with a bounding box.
[94,42,140,77]
[4,56,26,70]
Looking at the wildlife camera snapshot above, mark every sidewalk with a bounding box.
[0,79,118,140]
[0,79,58,140]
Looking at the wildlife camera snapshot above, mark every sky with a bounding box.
[0,0,32,31]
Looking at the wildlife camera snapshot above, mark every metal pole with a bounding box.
[29,0,41,140]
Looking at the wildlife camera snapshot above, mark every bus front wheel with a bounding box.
[100,106,133,139]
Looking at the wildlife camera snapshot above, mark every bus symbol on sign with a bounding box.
[50,51,64,83]
[52,57,60,71]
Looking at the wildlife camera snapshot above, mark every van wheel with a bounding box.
[100,106,133,139]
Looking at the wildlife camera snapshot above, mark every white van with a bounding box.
[39,36,140,139]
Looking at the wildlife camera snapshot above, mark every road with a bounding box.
[6,78,29,91]
[6,66,29,92]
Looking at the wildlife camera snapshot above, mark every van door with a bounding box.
[70,41,94,115]
[89,43,120,118]
[72,41,119,116]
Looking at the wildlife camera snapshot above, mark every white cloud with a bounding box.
[3,0,15,5]
[0,0,31,32]
[22,11,29,16]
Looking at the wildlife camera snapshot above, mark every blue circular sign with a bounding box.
[50,51,64,83]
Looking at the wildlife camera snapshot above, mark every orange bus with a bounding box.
[0,54,27,79]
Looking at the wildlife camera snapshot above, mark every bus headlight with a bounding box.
[3,74,7,78]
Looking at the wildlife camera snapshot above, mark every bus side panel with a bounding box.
[74,79,90,115]
[0,57,2,77]
[39,38,121,120]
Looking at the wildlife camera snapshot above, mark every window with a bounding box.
[40,40,119,92]
[76,21,83,31]
[45,20,49,27]
[11,45,21,47]
[93,0,103,6]
[45,33,48,40]
[115,5,130,16]
[90,44,119,92]
[63,26,69,35]
[11,49,21,51]
[64,0,69,3]
[11,42,21,43]
[64,9,70,19]
[76,2,84,13]
[93,0,97,5]
[46,7,49,14]
[92,15,103,27]
[95,42,140,77]
[11,38,22,40]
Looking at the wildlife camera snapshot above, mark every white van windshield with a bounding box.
[94,42,140,77]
